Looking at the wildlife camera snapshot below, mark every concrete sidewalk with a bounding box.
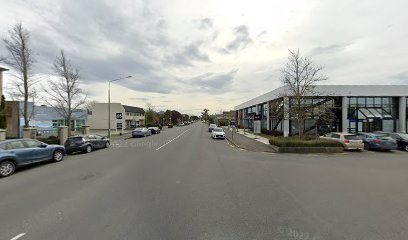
[223,127,277,153]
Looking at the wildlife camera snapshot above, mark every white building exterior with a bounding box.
[88,103,145,130]
[234,85,408,136]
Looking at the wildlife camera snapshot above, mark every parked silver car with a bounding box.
[320,132,364,150]
[132,128,152,138]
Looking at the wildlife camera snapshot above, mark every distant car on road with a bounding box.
[356,132,397,151]
[208,124,217,132]
[212,127,225,139]
[148,127,161,134]
[0,139,65,178]
[132,128,152,138]
[320,132,364,150]
[65,135,110,154]
[375,132,408,151]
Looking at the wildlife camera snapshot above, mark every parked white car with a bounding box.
[320,132,364,150]
[212,127,225,139]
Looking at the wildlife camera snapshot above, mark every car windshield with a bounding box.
[213,128,224,132]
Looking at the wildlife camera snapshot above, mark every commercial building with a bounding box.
[4,101,87,138]
[88,103,145,130]
[234,85,408,136]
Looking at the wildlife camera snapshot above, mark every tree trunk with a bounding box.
[23,70,29,127]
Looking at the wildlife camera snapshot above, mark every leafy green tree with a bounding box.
[144,103,160,126]
[190,115,199,121]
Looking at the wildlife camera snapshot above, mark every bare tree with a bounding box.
[2,23,37,127]
[281,49,327,137]
[84,100,98,114]
[43,50,87,136]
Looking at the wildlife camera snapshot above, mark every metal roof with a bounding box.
[234,85,408,110]
[123,105,145,114]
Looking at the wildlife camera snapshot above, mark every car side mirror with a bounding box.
[39,143,47,148]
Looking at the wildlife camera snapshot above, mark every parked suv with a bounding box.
[320,132,364,150]
[375,132,408,151]
[0,139,65,178]
[65,135,110,154]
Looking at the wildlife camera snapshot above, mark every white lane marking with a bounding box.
[155,129,191,150]
[10,233,26,240]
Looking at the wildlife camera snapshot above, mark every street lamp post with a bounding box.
[108,75,132,138]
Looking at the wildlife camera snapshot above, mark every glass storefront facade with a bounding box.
[347,97,398,133]
[289,97,341,135]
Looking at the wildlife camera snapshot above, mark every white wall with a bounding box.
[88,103,124,130]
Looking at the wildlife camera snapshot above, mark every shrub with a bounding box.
[268,136,342,148]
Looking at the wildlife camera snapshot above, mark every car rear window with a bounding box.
[344,135,359,140]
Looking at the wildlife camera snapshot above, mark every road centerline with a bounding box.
[155,129,191,151]
[10,233,26,240]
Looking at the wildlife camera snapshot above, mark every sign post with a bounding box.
[115,112,123,135]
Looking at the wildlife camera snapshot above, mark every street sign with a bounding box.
[254,114,261,121]
[116,122,123,130]
[116,112,123,120]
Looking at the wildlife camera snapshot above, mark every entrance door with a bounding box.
[362,119,382,132]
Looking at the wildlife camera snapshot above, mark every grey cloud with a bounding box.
[199,18,213,29]
[3,0,180,94]
[391,71,408,83]
[166,42,210,66]
[312,42,353,55]
[225,25,253,52]
[128,97,149,102]
[190,69,238,93]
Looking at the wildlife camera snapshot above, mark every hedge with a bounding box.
[268,136,342,148]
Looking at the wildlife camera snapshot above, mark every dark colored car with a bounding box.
[375,132,408,151]
[0,139,65,178]
[357,132,398,151]
[208,124,217,132]
[148,127,161,134]
[64,135,110,154]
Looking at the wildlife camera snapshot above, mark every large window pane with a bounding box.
[383,120,394,132]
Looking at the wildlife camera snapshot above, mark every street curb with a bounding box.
[225,135,277,153]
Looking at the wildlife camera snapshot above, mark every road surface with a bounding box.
[1,122,408,240]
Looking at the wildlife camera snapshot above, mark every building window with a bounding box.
[347,97,398,133]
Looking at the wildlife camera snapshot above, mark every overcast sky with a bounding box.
[1,0,407,115]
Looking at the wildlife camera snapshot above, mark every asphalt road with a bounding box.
[1,122,408,240]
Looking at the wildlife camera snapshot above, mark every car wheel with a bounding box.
[105,141,110,148]
[0,161,15,178]
[53,150,64,162]
[85,145,92,153]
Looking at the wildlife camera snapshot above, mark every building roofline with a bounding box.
[234,85,408,110]
[0,66,9,72]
